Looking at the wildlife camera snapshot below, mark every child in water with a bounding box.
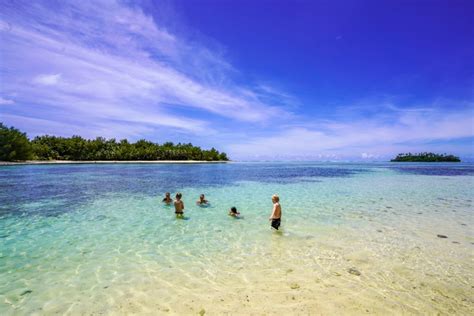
[228,206,240,217]
[174,192,184,217]
[162,192,172,205]
[196,194,209,205]
[269,194,282,230]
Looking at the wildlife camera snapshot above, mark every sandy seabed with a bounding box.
[85,228,474,315]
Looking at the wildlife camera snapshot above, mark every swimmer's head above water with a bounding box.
[163,192,172,203]
[229,206,240,216]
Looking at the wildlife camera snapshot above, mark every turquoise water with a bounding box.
[1,162,473,314]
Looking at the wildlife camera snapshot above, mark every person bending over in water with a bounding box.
[269,194,282,230]
[196,194,209,205]
[174,193,184,217]
[162,192,172,205]
[228,206,240,217]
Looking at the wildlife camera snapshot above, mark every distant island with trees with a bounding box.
[0,123,229,162]
[391,152,460,162]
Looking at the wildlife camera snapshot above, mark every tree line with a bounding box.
[0,123,229,162]
[391,152,460,162]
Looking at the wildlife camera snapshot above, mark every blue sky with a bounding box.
[0,0,473,160]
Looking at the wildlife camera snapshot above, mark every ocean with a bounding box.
[0,162,473,314]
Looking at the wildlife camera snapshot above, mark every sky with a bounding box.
[0,0,473,160]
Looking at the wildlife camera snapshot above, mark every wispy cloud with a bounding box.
[0,0,292,138]
[1,113,154,140]
[228,103,474,160]
[33,73,62,86]
[0,97,14,105]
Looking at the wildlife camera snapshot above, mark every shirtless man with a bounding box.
[269,194,282,230]
[162,192,172,205]
[196,194,209,205]
[174,192,184,217]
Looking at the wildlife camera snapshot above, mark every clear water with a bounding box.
[0,162,473,314]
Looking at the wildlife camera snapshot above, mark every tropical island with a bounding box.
[391,152,460,162]
[0,123,229,162]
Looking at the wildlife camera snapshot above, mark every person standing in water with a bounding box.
[174,192,184,218]
[162,192,172,205]
[269,194,282,230]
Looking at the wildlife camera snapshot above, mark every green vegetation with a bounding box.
[0,123,228,162]
[0,123,33,161]
[391,152,460,162]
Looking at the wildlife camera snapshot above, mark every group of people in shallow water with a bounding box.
[161,192,282,230]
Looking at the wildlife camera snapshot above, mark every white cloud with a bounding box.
[0,0,293,140]
[227,105,474,159]
[361,153,379,159]
[1,113,154,139]
[33,73,61,86]
[0,97,14,104]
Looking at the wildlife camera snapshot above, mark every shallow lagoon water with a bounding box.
[0,162,473,314]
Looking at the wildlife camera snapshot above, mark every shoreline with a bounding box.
[0,160,229,166]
